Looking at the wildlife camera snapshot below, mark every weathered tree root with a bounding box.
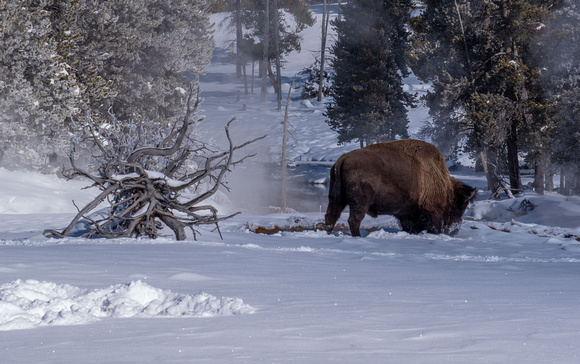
[44,89,265,241]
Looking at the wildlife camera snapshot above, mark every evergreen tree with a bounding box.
[326,0,414,147]
[300,57,331,100]
[408,0,470,157]
[411,0,552,192]
[538,0,580,194]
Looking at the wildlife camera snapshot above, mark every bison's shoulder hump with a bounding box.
[365,139,441,157]
[363,140,446,169]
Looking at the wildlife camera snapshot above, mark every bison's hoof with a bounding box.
[325,224,334,235]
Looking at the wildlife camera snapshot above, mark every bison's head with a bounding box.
[454,180,477,210]
[446,178,477,235]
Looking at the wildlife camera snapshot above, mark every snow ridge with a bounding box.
[0,279,254,331]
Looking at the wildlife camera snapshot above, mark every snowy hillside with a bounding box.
[1,5,579,363]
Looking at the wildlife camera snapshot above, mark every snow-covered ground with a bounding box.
[1,5,580,363]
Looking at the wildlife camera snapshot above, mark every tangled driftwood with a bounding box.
[44,89,265,240]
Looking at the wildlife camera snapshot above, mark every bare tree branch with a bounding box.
[127,85,200,164]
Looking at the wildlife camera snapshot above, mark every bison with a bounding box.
[324,139,476,236]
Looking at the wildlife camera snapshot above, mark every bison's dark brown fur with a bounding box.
[325,139,476,236]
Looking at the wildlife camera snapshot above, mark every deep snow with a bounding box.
[1,4,579,363]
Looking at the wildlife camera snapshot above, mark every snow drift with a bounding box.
[0,279,254,331]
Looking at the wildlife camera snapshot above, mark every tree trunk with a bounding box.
[485,146,501,193]
[236,0,242,78]
[317,0,328,102]
[573,167,580,195]
[478,148,492,190]
[474,125,498,191]
[273,0,282,110]
[561,166,579,196]
[545,169,554,192]
[564,169,573,196]
[159,214,187,241]
[506,121,522,192]
[242,63,248,95]
[267,62,280,95]
[260,0,270,102]
[560,167,567,195]
[281,76,296,211]
[251,60,255,94]
[533,153,546,195]
[454,0,474,78]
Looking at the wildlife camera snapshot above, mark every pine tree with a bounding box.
[326,0,414,147]
[408,0,473,157]
[300,57,331,100]
[411,0,552,193]
[537,0,580,194]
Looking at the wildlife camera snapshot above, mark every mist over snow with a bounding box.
[0,4,579,364]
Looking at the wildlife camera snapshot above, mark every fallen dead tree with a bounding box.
[247,221,348,235]
[44,88,265,240]
[245,215,394,235]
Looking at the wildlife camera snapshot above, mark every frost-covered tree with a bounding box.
[0,1,88,170]
[77,0,214,124]
[537,0,580,195]
[234,0,314,59]
[326,0,414,147]
[220,0,314,94]
[0,0,214,171]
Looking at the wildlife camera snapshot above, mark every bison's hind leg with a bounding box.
[324,196,347,235]
[347,200,373,237]
[347,210,365,237]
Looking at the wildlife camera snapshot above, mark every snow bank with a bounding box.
[0,168,98,214]
[466,192,580,229]
[0,279,255,331]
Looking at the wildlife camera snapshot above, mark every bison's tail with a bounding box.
[329,159,343,198]
[325,158,345,235]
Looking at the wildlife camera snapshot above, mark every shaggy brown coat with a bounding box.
[325,139,476,236]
